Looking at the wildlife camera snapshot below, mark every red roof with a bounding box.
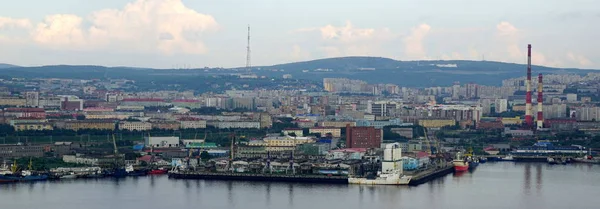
[122,98,165,102]
[172,99,199,103]
[5,108,45,112]
[416,151,430,158]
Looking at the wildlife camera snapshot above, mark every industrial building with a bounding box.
[346,124,382,149]
[145,136,180,148]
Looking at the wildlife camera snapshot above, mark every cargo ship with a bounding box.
[348,143,412,185]
[453,152,469,172]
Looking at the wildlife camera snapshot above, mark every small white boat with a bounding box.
[501,155,514,161]
[60,173,78,179]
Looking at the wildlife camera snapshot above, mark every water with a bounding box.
[2,162,600,209]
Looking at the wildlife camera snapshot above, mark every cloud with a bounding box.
[496,21,518,37]
[567,52,592,66]
[0,17,32,29]
[6,0,218,54]
[289,45,311,60]
[318,21,376,42]
[296,21,395,58]
[33,14,86,47]
[403,24,431,60]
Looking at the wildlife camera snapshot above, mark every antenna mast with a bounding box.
[246,25,251,71]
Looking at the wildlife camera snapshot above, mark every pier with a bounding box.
[407,164,455,186]
[168,172,349,184]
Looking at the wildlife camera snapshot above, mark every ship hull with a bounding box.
[453,160,469,172]
[148,169,168,175]
[348,176,412,185]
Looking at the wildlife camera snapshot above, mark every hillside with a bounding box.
[0,63,20,69]
[0,57,596,87]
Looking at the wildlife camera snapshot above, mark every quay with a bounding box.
[168,165,456,186]
[168,172,349,184]
[407,164,455,186]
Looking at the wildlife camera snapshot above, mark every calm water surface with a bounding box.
[2,162,600,209]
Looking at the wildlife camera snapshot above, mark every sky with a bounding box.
[0,0,598,69]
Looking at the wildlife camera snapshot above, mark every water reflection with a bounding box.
[287,184,294,207]
[524,163,531,195]
[1,163,600,209]
[535,164,542,193]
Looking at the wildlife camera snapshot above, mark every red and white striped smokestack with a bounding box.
[537,73,543,129]
[525,44,533,127]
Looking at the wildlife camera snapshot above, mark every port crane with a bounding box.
[424,128,446,168]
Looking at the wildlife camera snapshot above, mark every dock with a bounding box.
[168,172,348,184]
[407,165,455,186]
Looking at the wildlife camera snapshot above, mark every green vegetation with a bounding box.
[14,157,83,171]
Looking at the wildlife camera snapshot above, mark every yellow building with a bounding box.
[64,120,116,131]
[0,97,26,106]
[309,127,341,137]
[13,122,53,131]
[418,119,456,128]
[319,121,356,128]
[512,105,526,112]
[501,117,522,125]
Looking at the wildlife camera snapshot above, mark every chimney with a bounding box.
[537,74,543,129]
[525,44,533,128]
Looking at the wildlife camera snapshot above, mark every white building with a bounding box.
[145,136,180,148]
[208,121,261,129]
[495,99,508,113]
[180,120,207,129]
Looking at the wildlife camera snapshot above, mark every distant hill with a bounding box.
[0,63,20,69]
[0,57,596,87]
[254,57,596,86]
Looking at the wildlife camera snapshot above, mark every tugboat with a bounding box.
[0,159,48,182]
[125,165,148,176]
[465,148,479,169]
[348,143,412,185]
[453,152,469,172]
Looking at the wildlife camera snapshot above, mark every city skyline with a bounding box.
[0,0,598,69]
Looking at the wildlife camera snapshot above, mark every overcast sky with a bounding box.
[0,0,598,69]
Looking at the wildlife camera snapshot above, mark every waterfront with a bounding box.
[2,162,600,209]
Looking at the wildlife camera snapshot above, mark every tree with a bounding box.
[76,115,86,120]
[200,151,211,161]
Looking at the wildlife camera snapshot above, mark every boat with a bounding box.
[60,173,78,179]
[547,157,557,165]
[468,160,479,169]
[573,157,600,164]
[500,155,514,161]
[465,148,479,169]
[453,152,469,172]
[126,165,148,176]
[479,157,487,164]
[348,143,412,185]
[148,168,168,175]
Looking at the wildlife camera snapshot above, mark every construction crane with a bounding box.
[227,133,236,173]
[422,127,432,155]
[424,128,446,168]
